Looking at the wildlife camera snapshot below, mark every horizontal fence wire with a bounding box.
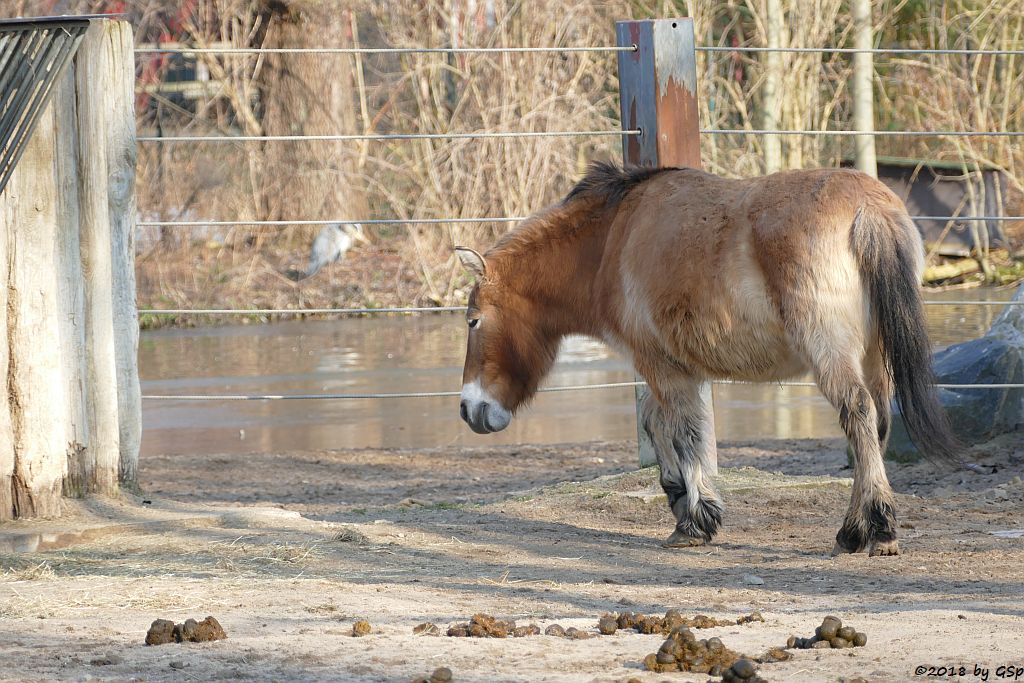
[135,45,638,55]
[138,300,1024,316]
[137,130,639,143]
[137,216,1024,227]
[132,45,1024,56]
[140,306,463,315]
[136,129,1021,142]
[141,379,1024,401]
[142,381,645,401]
[697,46,1024,55]
[702,128,1024,137]
[137,217,525,227]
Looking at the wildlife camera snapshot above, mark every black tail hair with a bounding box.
[853,207,961,463]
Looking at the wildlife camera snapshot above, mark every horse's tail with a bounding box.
[851,203,961,463]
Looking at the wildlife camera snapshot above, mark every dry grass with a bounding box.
[6,1,1024,304]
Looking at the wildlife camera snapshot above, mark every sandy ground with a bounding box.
[1,438,1023,683]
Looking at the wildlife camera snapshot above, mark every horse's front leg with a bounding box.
[641,380,723,548]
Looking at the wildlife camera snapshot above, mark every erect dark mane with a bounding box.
[485,163,680,268]
[563,161,680,206]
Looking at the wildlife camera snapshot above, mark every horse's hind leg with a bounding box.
[865,343,894,456]
[813,354,899,557]
[641,381,723,548]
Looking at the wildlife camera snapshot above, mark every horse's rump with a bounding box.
[609,168,883,382]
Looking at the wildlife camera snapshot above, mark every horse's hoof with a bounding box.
[662,530,706,548]
[868,539,900,557]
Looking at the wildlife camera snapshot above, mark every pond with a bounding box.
[139,288,1016,456]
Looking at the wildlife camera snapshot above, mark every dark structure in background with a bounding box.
[843,156,1018,256]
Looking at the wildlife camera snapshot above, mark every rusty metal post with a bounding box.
[616,18,717,474]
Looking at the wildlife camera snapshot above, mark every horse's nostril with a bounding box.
[459,400,469,423]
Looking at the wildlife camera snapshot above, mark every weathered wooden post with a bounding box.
[851,0,877,178]
[616,18,717,473]
[0,18,140,520]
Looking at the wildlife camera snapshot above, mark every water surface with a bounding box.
[140,288,1015,456]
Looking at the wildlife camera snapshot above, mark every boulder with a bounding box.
[887,285,1024,461]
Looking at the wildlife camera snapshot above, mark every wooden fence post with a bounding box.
[616,18,717,474]
[0,19,139,520]
[851,0,877,178]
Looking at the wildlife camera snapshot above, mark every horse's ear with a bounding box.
[455,246,487,279]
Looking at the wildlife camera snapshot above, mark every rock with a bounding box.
[89,655,123,666]
[742,575,764,586]
[169,661,187,670]
[888,283,1024,461]
[145,619,175,646]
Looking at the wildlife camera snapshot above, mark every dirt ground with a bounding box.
[1,437,1023,683]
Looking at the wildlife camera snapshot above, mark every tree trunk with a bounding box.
[75,19,141,493]
[763,0,783,173]
[259,3,369,231]
[852,0,877,177]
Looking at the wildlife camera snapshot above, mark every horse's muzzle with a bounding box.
[460,381,511,434]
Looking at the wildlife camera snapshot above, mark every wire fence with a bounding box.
[142,380,1024,401]
[134,45,1024,56]
[136,129,1022,143]
[134,35,1024,406]
[137,215,1024,227]
[135,45,638,55]
[137,300,1024,317]
[136,130,640,143]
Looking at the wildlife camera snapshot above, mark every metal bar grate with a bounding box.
[0,17,91,195]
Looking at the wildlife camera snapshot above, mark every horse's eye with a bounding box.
[468,318,480,329]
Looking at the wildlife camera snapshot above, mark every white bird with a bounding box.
[304,223,369,279]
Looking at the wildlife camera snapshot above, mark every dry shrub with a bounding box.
[6,1,1024,305]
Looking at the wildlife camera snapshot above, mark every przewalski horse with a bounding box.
[456,162,959,557]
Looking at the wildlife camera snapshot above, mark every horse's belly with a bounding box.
[679,325,806,381]
[657,304,807,381]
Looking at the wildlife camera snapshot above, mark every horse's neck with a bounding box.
[497,203,610,338]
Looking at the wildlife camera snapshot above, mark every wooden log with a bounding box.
[103,21,141,487]
[0,162,13,521]
[4,78,76,518]
[923,258,982,283]
[53,61,93,499]
[75,21,123,494]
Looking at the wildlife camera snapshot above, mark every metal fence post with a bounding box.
[615,18,717,474]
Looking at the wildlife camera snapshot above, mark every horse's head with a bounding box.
[455,246,559,434]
